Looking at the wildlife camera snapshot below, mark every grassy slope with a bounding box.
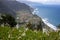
[0,26,60,40]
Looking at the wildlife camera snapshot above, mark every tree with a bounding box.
[0,19,3,26]
[26,22,33,30]
[37,21,42,31]
[6,14,17,27]
[1,14,7,26]
[1,14,17,27]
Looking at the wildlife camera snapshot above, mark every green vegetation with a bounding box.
[26,21,43,31]
[26,22,34,30]
[0,14,17,27]
[0,26,60,40]
[0,13,60,40]
[37,21,43,31]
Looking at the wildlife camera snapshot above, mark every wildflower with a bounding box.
[22,33,26,36]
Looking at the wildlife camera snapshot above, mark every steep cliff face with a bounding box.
[0,1,33,17]
[0,1,42,25]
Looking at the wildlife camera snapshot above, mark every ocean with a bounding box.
[34,5,60,26]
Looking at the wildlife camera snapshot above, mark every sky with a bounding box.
[17,0,60,5]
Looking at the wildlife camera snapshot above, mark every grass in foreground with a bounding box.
[0,26,60,40]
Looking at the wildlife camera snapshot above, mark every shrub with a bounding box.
[0,14,17,27]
